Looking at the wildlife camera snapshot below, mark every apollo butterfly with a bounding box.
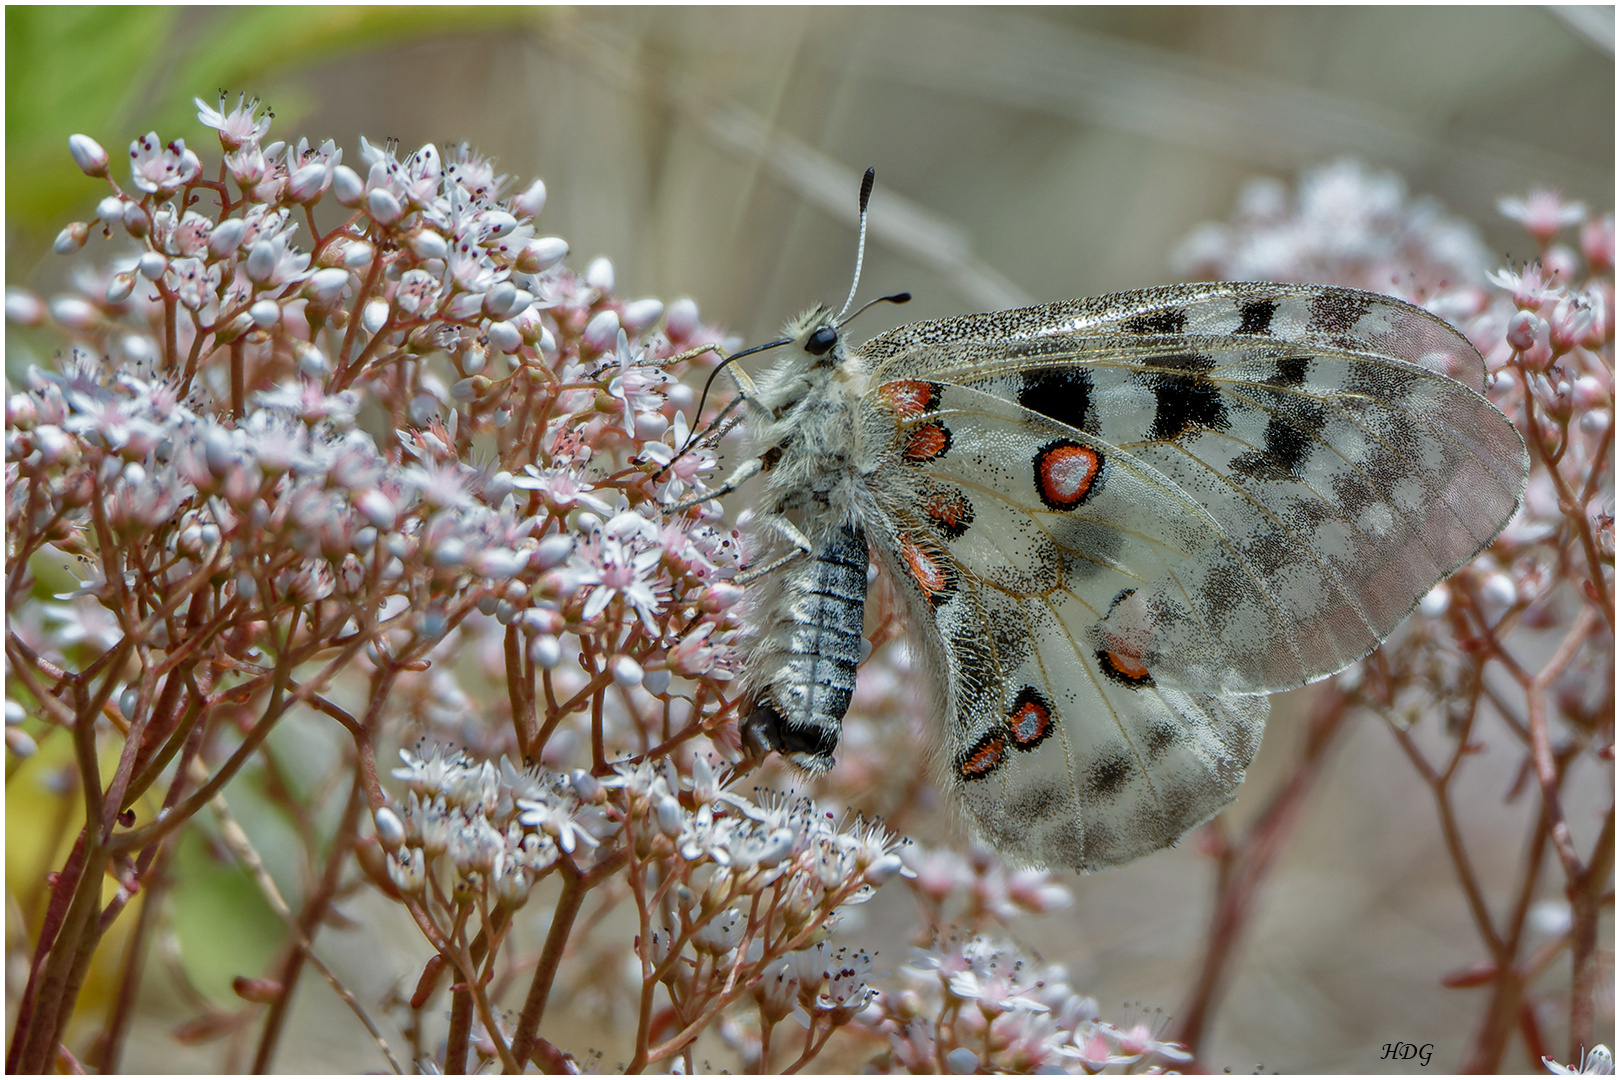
[692,171,1528,871]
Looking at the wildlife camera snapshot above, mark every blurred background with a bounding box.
[6,6,1614,1073]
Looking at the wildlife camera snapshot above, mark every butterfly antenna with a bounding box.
[839,291,911,328]
[834,167,878,322]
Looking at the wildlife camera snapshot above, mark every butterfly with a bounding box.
[695,170,1528,871]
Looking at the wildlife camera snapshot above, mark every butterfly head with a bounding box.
[782,306,846,369]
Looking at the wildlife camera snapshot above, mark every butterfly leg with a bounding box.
[664,453,763,516]
[735,515,815,585]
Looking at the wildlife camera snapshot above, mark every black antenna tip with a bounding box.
[858,167,876,213]
[886,291,911,305]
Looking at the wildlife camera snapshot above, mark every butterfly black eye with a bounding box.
[805,325,839,356]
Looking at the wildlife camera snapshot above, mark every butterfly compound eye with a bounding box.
[805,325,839,356]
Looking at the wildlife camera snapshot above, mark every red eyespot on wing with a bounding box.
[878,379,941,418]
[1033,439,1102,510]
[902,422,952,463]
[922,486,974,539]
[1097,646,1153,688]
[899,533,953,606]
[1006,687,1057,750]
[958,731,1007,780]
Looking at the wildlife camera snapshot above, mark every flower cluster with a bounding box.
[1175,161,1613,1071]
[858,936,1190,1074]
[1172,157,1492,294]
[3,96,788,1074]
[373,745,613,909]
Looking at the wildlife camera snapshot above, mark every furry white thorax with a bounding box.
[741,308,877,526]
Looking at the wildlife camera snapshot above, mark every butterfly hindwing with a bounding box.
[865,494,1268,871]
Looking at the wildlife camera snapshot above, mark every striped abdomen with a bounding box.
[740,522,868,773]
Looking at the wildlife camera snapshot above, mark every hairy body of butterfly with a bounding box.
[727,282,1528,872]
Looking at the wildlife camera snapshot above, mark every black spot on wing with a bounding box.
[1123,308,1188,334]
[1308,290,1374,336]
[1086,747,1135,797]
[1144,720,1181,763]
[1230,356,1323,480]
[1237,299,1278,335]
[1006,780,1067,821]
[1331,466,1380,518]
[1346,358,1423,403]
[1136,353,1228,442]
[1056,521,1125,582]
[1272,354,1310,386]
[1237,529,1297,579]
[1019,367,1094,434]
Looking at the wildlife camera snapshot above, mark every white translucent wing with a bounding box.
[859,383,1271,868]
[862,282,1493,391]
[869,515,1267,871]
[858,285,1527,693]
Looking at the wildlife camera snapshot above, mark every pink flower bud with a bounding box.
[528,633,562,668]
[105,272,136,304]
[482,281,518,318]
[332,164,364,206]
[583,309,619,353]
[520,606,564,635]
[6,289,44,326]
[408,229,448,261]
[520,237,569,273]
[306,267,350,306]
[362,300,390,333]
[245,240,278,284]
[474,549,527,578]
[249,299,281,328]
[356,489,398,530]
[208,216,247,257]
[366,187,403,226]
[297,344,331,377]
[622,298,664,332]
[611,656,643,688]
[531,534,575,571]
[513,178,547,218]
[54,222,89,255]
[487,320,522,354]
[69,134,109,177]
[374,807,406,850]
[1544,244,1578,284]
[49,295,98,330]
[666,298,699,341]
[703,582,743,612]
[286,161,329,203]
[585,257,615,292]
[122,202,150,238]
[1506,310,1543,352]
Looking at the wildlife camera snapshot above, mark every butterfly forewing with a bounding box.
[857,285,1528,693]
